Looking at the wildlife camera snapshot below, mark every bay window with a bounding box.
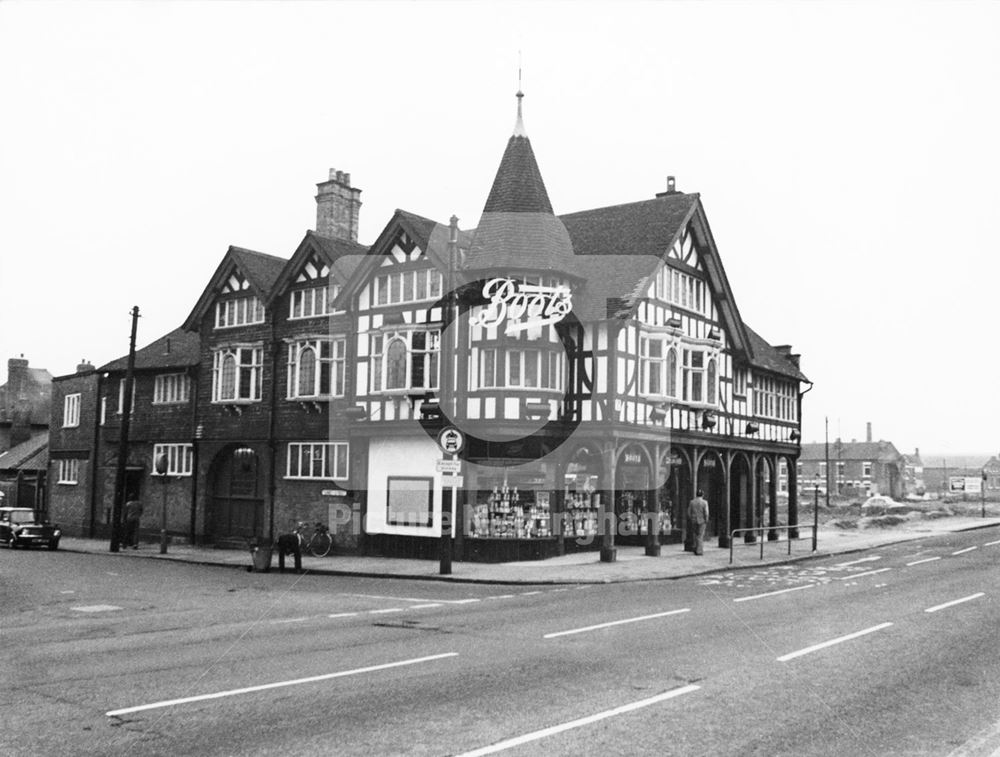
[640,336,677,397]
[287,338,346,398]
[478,347,564,391]
[370,330,440,392]
[212,345,263,402]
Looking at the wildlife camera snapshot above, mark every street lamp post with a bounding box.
[155,453,169,554]
[812,474,820,552]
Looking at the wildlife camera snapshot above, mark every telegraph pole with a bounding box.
[110,306,140,552]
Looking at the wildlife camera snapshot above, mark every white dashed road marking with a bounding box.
[952,546,978,556]
[454,685,701,757]
[834,556,882,567]
[544,609,690,639]
[837,568,892,580]
[925,593,985,614]
[72,605,122,613]
[906,557,941,566]
[777,623,894,662]
[105,653,459,717]
[733,584,815,603]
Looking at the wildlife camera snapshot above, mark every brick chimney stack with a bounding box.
[867,422,872,443]
[315,168,362,243]
[4,355,30,448]
[76,359,94,374]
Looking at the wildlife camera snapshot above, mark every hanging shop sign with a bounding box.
[469,278,572,335]
[623,451,643,466]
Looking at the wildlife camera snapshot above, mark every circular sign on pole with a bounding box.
[437,426,465,456]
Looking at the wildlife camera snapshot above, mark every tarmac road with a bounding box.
[4,528,1000,755]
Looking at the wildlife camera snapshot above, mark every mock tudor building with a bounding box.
[47,94,808,560]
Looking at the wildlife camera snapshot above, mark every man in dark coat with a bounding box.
[123,499,143,549]
[687,489,709,556]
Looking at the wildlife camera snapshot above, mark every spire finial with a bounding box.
[513,54,527,137]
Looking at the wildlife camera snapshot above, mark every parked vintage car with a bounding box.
[0,507,61,550]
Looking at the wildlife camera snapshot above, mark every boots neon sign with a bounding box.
[469,278,573,335]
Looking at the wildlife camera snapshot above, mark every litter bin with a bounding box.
[249,541,273,573]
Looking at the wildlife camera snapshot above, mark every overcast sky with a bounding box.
[2,1,998,459]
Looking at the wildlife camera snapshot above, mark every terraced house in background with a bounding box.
[47,93,808,562]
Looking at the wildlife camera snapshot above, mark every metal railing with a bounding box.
[729,522,816,564]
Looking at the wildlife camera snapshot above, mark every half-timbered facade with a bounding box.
[47,98,807,562]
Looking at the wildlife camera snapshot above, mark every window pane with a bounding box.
[222,355,236,399]
[376,277,387,305]
[509,351,521,385]
[298,348,316,396]
[482,349,495,387]
[402,271,414,301]
[390,273,401,303]
[386,339,407,389]
[525,351,538,387]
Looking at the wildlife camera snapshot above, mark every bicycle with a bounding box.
[293,521,333,557]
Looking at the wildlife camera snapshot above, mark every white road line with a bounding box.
[777,622,894,662]
[837,568,892,580]
[952,546,978,555]
[521,591,542,596]
[342,593,479,605]
[410,604,443,610]
[733,584,815,603]
[544,609,690,639]
[906,557,941,566]
[984,540,1000,547]
[370,608,405,615]
[925,593,985,614]
[328,612,359,619]
[72,605,122,613]
[454,685,700,757]
[489,595,516,600]
[272,617,309,624]
[105,653,459,717]
[834,556,882,567]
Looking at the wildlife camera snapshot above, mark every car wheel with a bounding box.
[48,539,59,551]
[9,537,18,549]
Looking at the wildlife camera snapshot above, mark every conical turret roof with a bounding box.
[465,91,576,274]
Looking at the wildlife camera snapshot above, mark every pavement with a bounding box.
[55,516,1000,585]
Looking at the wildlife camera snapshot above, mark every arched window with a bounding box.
[385,338,407,390]
[221,354,236,400]
[297,346,316,396]
[666,347,677,397]
[707,358,717,404]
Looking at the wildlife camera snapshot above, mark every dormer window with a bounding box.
[290,285,342,319]
[215,296,265,329]
[651,266,708,316]
[374,269,442,307]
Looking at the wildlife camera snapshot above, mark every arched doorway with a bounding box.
[730,453,753,543]
[697,450,726,540]
[615,443,653,545]
[659,446,690,543]
[209,445,264,544]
